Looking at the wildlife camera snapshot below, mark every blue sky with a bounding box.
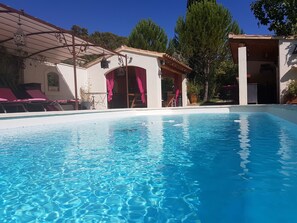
[1,0,271,39]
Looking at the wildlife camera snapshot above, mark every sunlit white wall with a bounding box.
[24,59,88,100]
[279,40,297,102]
[87,50,162,109]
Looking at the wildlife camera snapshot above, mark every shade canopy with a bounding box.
[229,34,279,64]
[0,3,118,66]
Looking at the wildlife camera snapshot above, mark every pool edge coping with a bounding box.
[0,104,297,127]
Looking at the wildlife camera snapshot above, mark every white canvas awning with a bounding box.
[0,3,119,65]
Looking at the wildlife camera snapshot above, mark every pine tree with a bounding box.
[176,1,240,101]
[187,0,216,8]
[128,19,168,52]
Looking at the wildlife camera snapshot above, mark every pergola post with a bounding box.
[125,54,129,108]
[72,34,79,110]
[182,74,187,107]
[238,46,248,105]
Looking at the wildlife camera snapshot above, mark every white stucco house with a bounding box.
[85,46,191,109]
[23,46,191,110]
[229,34,297,105]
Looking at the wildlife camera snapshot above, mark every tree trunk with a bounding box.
[203,81,209,102]
[203,61,210,102]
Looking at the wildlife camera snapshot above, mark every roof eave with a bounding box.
[228,33,297,40]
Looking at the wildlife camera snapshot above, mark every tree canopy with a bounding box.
[127,19,168,52]
[174,1,240,101]
[71,25,89,39]
[71,25,127,50]
[89,32,127,50]
[251,0,297,36]
[70,25,127,64]
[187,0,216,8]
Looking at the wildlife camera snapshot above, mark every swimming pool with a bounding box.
[1,108,297,222]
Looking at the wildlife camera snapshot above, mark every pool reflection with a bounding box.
[237,114,251,177]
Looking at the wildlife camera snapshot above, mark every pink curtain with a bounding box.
[135,67,147,104]
[106,71,115,102]
[174,76,180,103]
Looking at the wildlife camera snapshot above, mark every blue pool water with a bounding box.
[1,112,297,222]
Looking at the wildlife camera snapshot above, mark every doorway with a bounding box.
[161,73,182,107]
[106,66,147,109]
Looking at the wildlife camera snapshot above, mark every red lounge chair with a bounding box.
[0,98,9,113]
[0,87,49,113]
[26,89,75,110]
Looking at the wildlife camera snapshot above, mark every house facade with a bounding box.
[0,3,191,112]
[229,34,297,104]
[23,46,191,110]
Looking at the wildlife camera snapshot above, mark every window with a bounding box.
[47,72,59,91]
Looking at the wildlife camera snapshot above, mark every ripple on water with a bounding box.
[0,113,297,222]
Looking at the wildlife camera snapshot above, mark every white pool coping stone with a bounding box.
[0,104,296,130]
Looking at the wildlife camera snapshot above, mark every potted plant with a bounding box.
[187,80,200,104]
[80,86,92,109]
[284,80,297,104]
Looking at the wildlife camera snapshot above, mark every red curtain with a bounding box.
[135,67,147,104]
[106,71,114,102]
[174,75,181,102]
